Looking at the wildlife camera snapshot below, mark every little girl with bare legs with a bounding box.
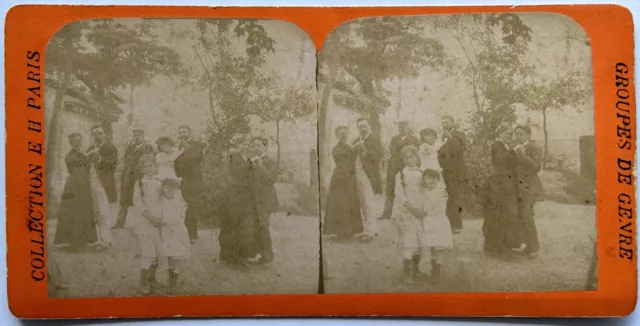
[158,178,190,294]
[132,154,163,295]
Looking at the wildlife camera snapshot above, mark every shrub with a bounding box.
[463,142,492,218]
[199,152,228,229]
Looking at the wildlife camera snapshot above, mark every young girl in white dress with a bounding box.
[155,137,183,180]
[132,154,164,295]
[420,168,453,283]
[392,145,428,284]
[158,178,190,294]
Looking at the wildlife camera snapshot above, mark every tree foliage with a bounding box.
[190,19,275,147]
[518,65,591,164]
[342,17,447,97]
[45,19,184,207]
[434,13,533,144]
[48,19,183,111]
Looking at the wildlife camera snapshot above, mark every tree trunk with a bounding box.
[369,110,382,138]
[542,106,549,170]
[318,63,338,191]
[126,83,135,127]
[275,119,281,173]
[318,28,346,191]
[46,32,74,207]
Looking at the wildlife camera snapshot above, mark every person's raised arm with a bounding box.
[256,156,277,185]
[518,144,542,173]
[97,143,118,172]
[365,134,382,163]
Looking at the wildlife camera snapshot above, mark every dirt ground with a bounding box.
[48,213,320,298]
[48,200,595,297]
[323,201,596,294]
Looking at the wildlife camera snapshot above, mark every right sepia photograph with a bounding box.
[318,13,596,293]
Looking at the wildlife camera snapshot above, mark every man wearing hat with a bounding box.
[380,120,419,220]
[114,129,154,229]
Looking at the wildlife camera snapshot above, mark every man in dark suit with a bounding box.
[114,129,154,229]
[87,125,118,204]
[513,125,543,259]
[380,120,419,219]
[174,125,205,242]
[437,115,467,234]
[353,117,383,241]
[250,136,278,265]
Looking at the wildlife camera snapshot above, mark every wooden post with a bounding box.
[579,135,596,185]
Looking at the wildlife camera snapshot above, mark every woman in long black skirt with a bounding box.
[482,125,522,258]
[54,133,97,252]
[323,126,363,239]
[219,134,258,265]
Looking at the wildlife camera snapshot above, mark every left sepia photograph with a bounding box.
[44,18,319,298]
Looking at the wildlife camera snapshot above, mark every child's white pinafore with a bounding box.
[422,188,453,249]
[159,196,191,259]
[392,167,428,256]
[132,176,163,259]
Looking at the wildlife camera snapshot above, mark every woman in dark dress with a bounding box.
[219,134,258,265]
[323,126,363,238]
[482,124,522,257]
[54,133,97,251]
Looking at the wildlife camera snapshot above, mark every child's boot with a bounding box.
[138,269,150,295]
[168,269,178,295]
[147,263,158,295]
[412,255,424,281]
[402,259,414,284]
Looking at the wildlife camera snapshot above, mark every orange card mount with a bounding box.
[5,4,637,318]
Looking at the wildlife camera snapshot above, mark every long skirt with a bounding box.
[219,185,258,262]
[482,173,521,252]
[54,174,97,250]
[323,167,363,237]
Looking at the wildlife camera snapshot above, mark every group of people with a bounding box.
[218,133,278,268]
[323,115,543,284]
[53,124,279,295]
[54,125,204,250]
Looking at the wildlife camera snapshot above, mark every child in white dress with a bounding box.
[155,137,183,180]
[418,128,442,172]
[420,168,453,283]
[132,154,164,295]
[158,178,190,294]
[392,145,428,284]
